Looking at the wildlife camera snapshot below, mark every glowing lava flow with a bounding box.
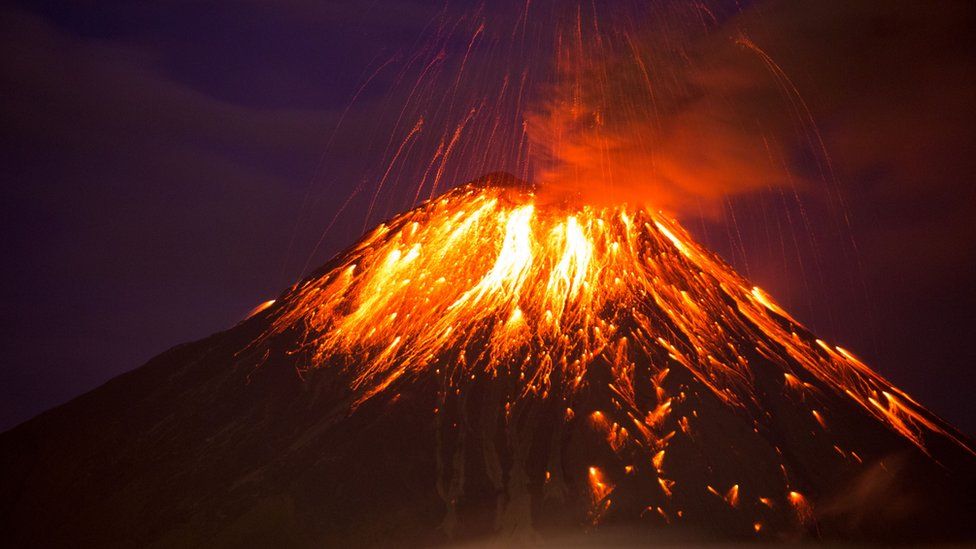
[257,181,970,462]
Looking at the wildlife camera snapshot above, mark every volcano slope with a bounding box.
[1,174,974,547]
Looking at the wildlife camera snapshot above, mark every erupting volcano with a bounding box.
[2,174,973,546]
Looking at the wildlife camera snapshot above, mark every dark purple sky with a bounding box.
[2,1,974,436]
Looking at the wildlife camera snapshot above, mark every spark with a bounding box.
[244,299,276,320]
[252,182,972,487]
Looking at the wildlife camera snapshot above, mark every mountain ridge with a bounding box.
[2,176,973,547]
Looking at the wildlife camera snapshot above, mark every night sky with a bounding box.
[2,0,974,436]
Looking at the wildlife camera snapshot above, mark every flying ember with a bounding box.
[3,2,974,546]
[248,176,973,534]
[260,179,963,452]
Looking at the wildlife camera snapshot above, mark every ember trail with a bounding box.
[3,2,974,546]
[250,176,973,535]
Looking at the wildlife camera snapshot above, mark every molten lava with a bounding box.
[245,177,973,538]
[261,180,966,455]
[3,174,972,546]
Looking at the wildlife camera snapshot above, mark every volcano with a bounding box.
[1,174,973,547]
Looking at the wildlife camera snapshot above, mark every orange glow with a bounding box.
[645,399,672,429]
[788,491,814,525]
[652,449,666,472]
[751,287,798,324]
[725,484,740,508]
[588,466,613,503]
[783,373,803,391]
[658,477,675,498]
[811,410,827,430]
[253,182,972,477]
[656,506,670,523]
[244,299,276,320]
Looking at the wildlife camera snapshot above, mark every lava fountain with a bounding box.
[2,2,972,545]
[1,173,971,546]
[244,173,975,542]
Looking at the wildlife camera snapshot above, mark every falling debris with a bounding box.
[2,176,973,546]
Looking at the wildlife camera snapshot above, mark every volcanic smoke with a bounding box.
[1,1,974,547]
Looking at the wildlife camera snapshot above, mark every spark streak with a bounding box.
[255,181,972,464]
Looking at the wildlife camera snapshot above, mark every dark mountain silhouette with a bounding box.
[2,175,973,547]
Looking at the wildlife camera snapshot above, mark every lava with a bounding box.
[247,178,973,535]
[258,181,969,459]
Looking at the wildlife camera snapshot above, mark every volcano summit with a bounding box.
[1,175,973,547]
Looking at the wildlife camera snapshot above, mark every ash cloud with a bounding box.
[526,0,976,225]
[525,1,804,215]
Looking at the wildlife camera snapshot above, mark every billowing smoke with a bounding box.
[525,1,802,215]
[525,0,975,222]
